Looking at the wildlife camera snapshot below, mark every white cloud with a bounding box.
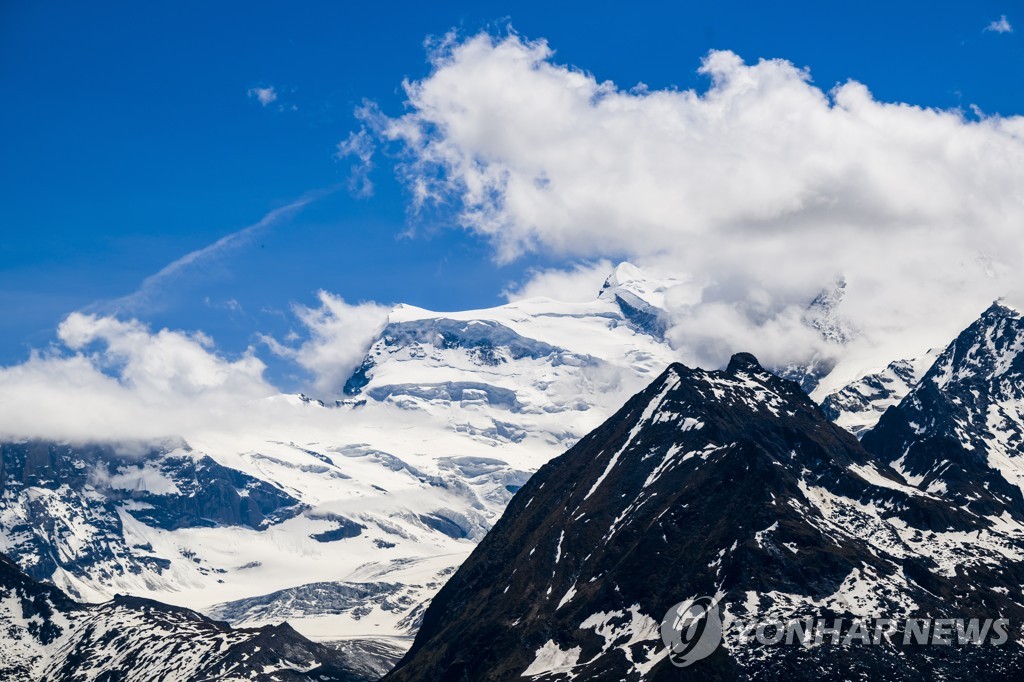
[265,292,390,396]
[362,32,1024,369]
[248,86,278,106]
[0,314,276,442]
[0,187,367,442]
[0,297,391,443]
[503,260,614,302]
[986,15,1013,33]
[57,314,270,398]
[337,128,376,197]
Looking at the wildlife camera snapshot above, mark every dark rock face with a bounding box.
[863,302,1024,520]
[0,550,367,681]
[310,514,365,542]
[385,355,1024,681]
[207,580,422,632]
[609,290,669,339]
[366,382,522,410]
[0,441,302,586]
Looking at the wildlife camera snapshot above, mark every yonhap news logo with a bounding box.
[660,596,723,667]
[661,597,1011,667]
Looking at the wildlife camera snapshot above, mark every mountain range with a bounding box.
[3,265,1024,679]
[0,548,367,681]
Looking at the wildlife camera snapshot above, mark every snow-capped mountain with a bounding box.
[386,355,1024,680]
[0,263,678,668]
[775,277,859,395]
[344,262,680,421]
[862,301,1024,516]
[818,350,939,436]
[596,262,683,339]
[803,277,858,346]
[0,549,364,681]
[0,440,303,592]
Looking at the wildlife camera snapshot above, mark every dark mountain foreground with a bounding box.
[386,351,1024,680]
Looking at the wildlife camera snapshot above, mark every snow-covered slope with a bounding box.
[0,264,678,665]
[817,350,939,436]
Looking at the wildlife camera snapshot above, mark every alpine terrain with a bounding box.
[386,350,1024,680]
[3,261,1021,679]
[0,264,678,671]
[0,549,365,681]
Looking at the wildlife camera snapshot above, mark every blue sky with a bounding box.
[1,1,1021,386]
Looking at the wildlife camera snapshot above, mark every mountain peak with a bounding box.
[599,261,645,291]
[595,263,677,338]
[985,298,1022,319]
[725,351,762,373]
[862,300,1024,520]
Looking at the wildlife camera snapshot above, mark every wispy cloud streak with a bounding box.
[96,187,336,315]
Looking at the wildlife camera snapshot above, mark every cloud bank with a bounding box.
[0,314,277,442]
[0,189,363,443]
[503,260,614,303]
[0,303,389,443]
[5,32,1024,443]
[355,32,1024,369]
